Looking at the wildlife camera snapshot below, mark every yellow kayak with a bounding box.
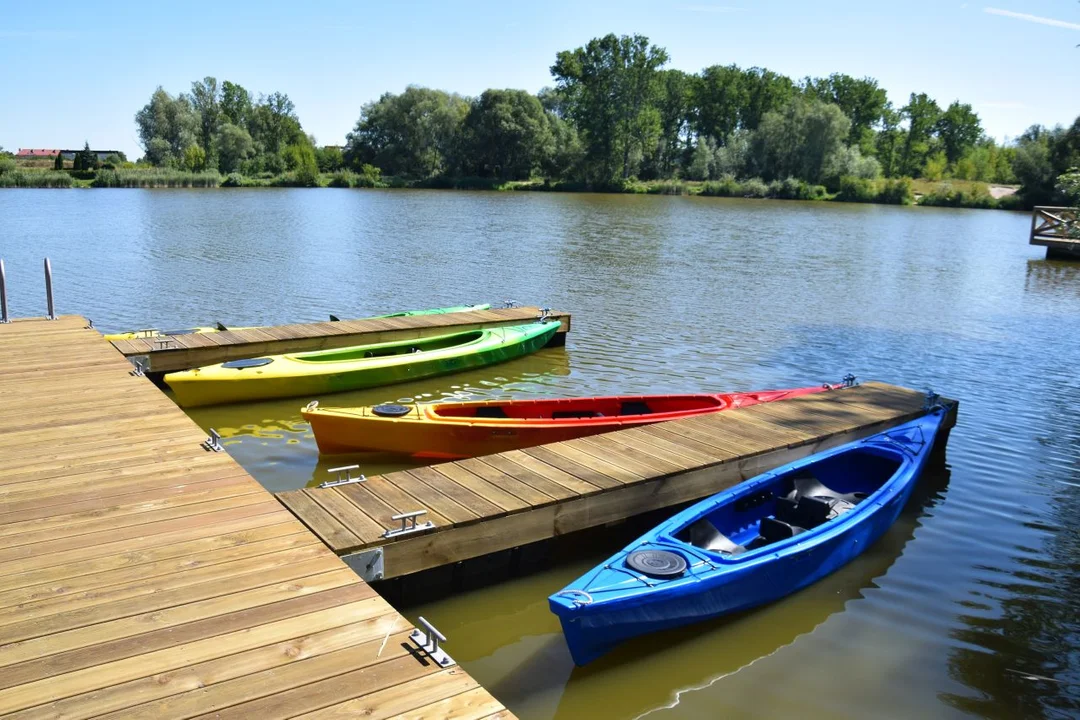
[165,320,558,408]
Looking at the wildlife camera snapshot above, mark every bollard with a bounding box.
[44,258,56,320]
[0,259,8,323]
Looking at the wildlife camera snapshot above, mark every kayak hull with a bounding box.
[303,386,832,457]
[549,408,946,666]
[166,321,557,408]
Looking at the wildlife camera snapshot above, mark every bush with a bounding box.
[328,171,356,188]
[222,172,245,187]
[835,176,877,203]
[740,177,770,198]
[89,170,220,188]
[877,178,914,205]
[769,177,823,200]
[917,182,998,209]
[996,193,1025,211]
[0,171,74,188]
[700,175,743,197]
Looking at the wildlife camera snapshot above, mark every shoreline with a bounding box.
[0,170,1025,210]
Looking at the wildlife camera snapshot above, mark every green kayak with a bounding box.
[166,320,559,407]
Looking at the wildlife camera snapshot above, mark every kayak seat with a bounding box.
[620,401,652,416]
[789,471,867,505]
[759,517,807,543]
[774,495,831,529]
[475,406,508,419]
[687,518,746,555]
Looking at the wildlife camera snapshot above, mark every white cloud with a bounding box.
[983,7,1080,31]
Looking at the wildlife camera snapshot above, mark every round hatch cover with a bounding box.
[222,357,274,369]
[372,404,412,417]
[626,549,687,578]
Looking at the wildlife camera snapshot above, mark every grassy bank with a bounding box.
[0,166,1024,209]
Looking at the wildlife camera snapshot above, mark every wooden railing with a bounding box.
[1030,206,1080,245]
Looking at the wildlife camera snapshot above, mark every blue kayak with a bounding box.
[549,406,948,666]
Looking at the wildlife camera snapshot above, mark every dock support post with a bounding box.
[0,259,9,323]
[44,258,56,320]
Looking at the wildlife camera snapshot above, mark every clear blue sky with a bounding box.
[2,0,1078,158]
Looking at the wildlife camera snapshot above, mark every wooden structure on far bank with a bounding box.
[1030,206,1080,260]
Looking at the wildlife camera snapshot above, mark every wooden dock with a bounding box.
[1030,206,1080,259]
[0,316,511,718]
[278,383,957,580]
[110,306,570,373]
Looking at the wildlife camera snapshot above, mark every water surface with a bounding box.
[1,189,1077,719]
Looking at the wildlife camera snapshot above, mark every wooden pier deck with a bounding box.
[278,383,957,580]
[1030,206,1080,259]
[110,306,570,373]
[0,316,511,719]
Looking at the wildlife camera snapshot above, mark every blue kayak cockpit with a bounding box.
[670,447,904,561]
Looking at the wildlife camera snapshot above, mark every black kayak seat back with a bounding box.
[687,518,745,555]
[759,517,807,543]
[475,406,508,419]
[620,401,652,416]
[774,495,831,530]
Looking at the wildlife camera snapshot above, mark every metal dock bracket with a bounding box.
[0,258,9,324]
[44,258,56,320]
[384,510,433,538]
[409,616,455,667]
[129,357,148,377]
[202,429,224,452]
[318,464,367,488]
[343,547,384,582]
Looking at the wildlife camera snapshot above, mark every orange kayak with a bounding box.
[302,384,837,459]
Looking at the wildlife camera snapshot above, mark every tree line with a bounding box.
[130,34,1080,205]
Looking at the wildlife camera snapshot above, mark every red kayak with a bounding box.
[303,383,840,459]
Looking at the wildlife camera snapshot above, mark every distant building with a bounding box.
[15,148,62,159]
[15,148,124,161]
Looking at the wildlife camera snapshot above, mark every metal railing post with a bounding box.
[44,258,56,320]
[0,259,9,323]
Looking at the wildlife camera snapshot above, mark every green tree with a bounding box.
[250,92,304,157]
[1055,168,1080,206]
[135,87,198,165]
[189,77,221,168]
[749,96,851,185]
[739,67,795,132]
[876,102,904,177]
[345,86,469,178]
[551,33,670,182]
[692,64,747,145]
[53,151,64,170]
[542,112,584,180]
[182,144,207,172]
[900,92,941,177]
[1013,125,1065,205]
[284,141,319,186]
[78,141,98,171]
[803,74,887,153]
[646,69,693,178]
[460,89,554,180]
[220,80,253,128]
[315,145,344,173]
[936,101,982,164]
[215,123,254,173]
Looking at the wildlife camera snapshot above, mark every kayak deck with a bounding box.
[277,382,957,580]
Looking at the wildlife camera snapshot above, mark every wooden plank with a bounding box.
[456,457,557,507]
[403,466,503,519]
[297,668,483,720]
[523,444,635,486]
[430,463,530,512]
[277,490,361,550]
[308,488,387,545]
[378,470,478,526]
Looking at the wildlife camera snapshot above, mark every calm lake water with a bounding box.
[2,189,1078,719]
